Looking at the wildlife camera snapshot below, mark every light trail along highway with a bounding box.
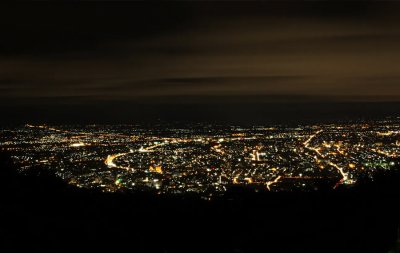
[303,130,349,188]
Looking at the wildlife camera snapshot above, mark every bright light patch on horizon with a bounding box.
[70,142,86,147]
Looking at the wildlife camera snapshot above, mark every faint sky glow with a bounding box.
[1,2,400,123]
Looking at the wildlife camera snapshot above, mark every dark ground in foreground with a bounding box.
[0,151,399,253]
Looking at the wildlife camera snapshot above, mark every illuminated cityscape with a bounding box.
[1,118,399,198]
[2,2,400,252]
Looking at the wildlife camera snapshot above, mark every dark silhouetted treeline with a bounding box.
[0,150,399,253]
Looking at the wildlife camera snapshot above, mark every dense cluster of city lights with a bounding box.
[1,119,399,197]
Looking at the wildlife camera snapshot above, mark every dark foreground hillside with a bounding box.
[0,151,399,253]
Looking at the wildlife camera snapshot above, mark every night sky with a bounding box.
[1,2,400,125]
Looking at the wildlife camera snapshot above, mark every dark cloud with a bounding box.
[126,75,310,93]
[157,76,307,85]
[1,2,400,123]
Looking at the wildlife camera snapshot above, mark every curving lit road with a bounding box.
[303,130,349,188]
[266,176,282,191]
[104,142,167,170]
